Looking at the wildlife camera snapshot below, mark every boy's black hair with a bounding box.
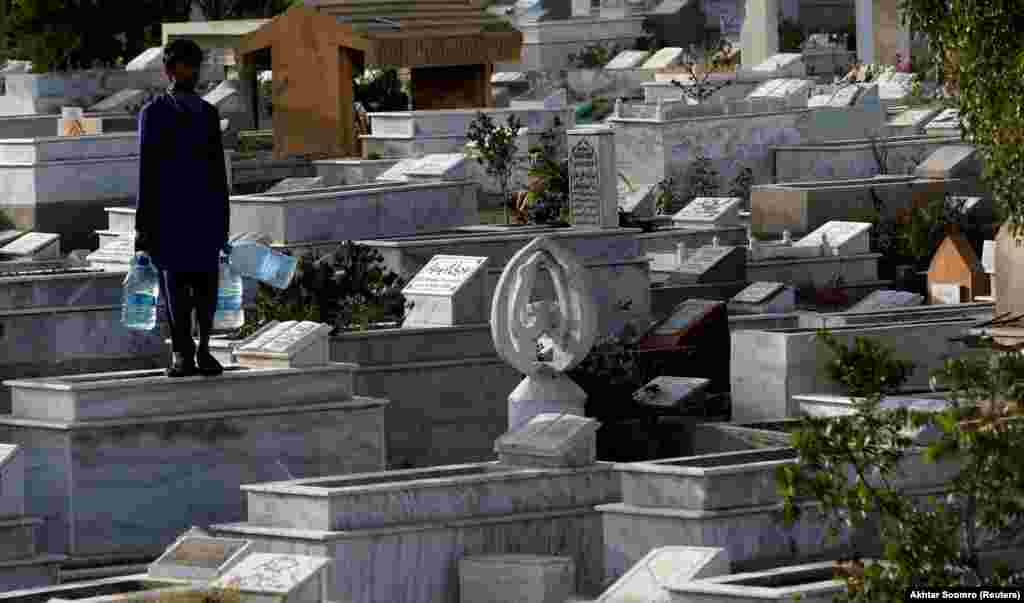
[163,39,204,69]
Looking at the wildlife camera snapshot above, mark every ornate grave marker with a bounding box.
[460,555,576,603]
[494,412,600,467]
[0,232,60,261]
[213,553,331,603]
[568,127,618,228]
[236,321,332,368]
[671,197,742,227]
[402,255,489,327]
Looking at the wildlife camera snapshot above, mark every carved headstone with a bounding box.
[213,553,332,603]
[671,245,746,283]
[149,534,253,581]
[235,321,333,369]
[494,412,600,467]
[671,197,742,228]
[491,237,599,430]
[402,255,489,328]
[632,376,710,411]
[793,221,872,255]
[568,127,618,228]
[0,232,61,261]
[459,555,576,603]
[848,290,924,313]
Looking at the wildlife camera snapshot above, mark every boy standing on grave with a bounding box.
[134,39,230,378]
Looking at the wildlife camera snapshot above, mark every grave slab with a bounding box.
[494,413,600,468]
[642,48,686,70]
[665,560,845,602]
[671,245,746,284]
[213,553,331,603]
[638,299,726,350]
[126,47,164,71]
[848,290,923,313]
[632,376,710,411]
[671,198,742,227]
[459,555,575,603]
[728,281,796,314]
[924,108,961,135]
[596,546,729,603]
[404,154,467,181]
[148,534,252,582]
[0,444,25,518]
[264,178,326,194]
[375,157,425,182]
[0,231,24,247]
[401,255,490,328]
[619,182,657,219]
[605,50,652,70]
[568,127,618,229]
[793,221,871,255]
[750,54,804,76]
[0,232,60,261]
[914,144,980,180]
[235,321,333,369]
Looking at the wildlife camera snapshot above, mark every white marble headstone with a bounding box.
[0,232,61,260]
[606,50,652,70]
[642,47,686,70]
[671,197,742,227]
[236,321,332,368]
[264,177,326,194]
[402,255,490,327]
[214,553,331,603]
[495,413,600,458]
[794,221,872,255]
[619,182,657,218]
[126,47,164,71]
[632,376,710,410]
[88,89,148,113]
[673,245,746,283]
[568,127,618,228]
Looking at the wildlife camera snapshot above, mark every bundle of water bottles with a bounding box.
[121,239,299,332]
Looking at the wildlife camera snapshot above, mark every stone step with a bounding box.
[0,517,41,562]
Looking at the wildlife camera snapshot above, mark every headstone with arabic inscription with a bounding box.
[671,197,742,227]
[213,553,332,603]
[402,255,490,328]
[235,320,333,369]
[793,221,872,255]
[568,127,618,228]
[0,232,60,261]
[149,534,253,581]
[494,412,600,468]
[671,245,746,284]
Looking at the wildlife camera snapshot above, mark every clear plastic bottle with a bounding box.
[228,239,298,290]
[122,253,160,331]
[213,253,244,331]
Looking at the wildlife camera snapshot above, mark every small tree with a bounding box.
[669,39,735,104]
[777,332,1024,601]
[686,154,719,201]
[466,112,523,225]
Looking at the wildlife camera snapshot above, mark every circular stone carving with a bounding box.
[491,236,599,376]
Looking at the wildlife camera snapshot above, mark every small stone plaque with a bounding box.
[982,240,995,274]
[236,320,332,368]
[654,299,723,336]
[89,89,148,113]
[0,232,60,260]
[671,197,742,226]
[632,376,710,410]
[86,235,135,269]
[596,546,729,603]
[150,535,253,581]
[404,153,467,180]
[491,71,527,84]
[238,321,329,354]
[606,50,651,70]
[375,157,425,182]
[849,290,924,313]
[674,245,746,283]
[930,282,962,304]
[732,281,786,305]
[794,221,872,255]
[642,47,686,70]
[214,553,331,598]
[403,255,488,296]
[126,47,164,71]
[264,177,326,194]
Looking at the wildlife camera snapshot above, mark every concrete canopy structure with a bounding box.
[237,3,522,159]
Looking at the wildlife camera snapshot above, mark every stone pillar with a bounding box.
[740,0,779,68]
[567,126,618,229]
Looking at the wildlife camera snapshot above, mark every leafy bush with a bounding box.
[726,166,754,209]
[777,332,1024,600]
[236,242,407,338]
[778,19,807,53]
[353,68,408,113]
[466,112,523,224]
[686,154,719,200]
[567,43,622,69]
[524,117,569,225]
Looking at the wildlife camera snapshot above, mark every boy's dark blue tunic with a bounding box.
[135,91,229,272]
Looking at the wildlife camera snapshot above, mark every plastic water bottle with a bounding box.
[122,253,160,331]
[213,253,244,331]
[229,239,298,290]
